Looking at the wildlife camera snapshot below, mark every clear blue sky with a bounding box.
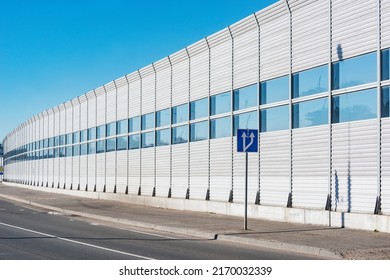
[0,0,278,142]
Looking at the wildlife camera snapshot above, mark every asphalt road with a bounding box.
[0,198,322,260]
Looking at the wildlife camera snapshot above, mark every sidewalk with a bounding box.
[1,182,390,259]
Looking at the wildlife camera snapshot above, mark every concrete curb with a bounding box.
[0,193,343,259]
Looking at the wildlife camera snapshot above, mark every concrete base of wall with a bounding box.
[5,182,390,233]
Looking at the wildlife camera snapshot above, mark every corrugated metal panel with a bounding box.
[86,91,96,128]
[171,144,188,198]
[292,125,329,209]
[116,151,127,194]
[96,153,105,192]
[105,152,116,192]
[332,120,377,213]
[59,157,66,189]
[72,155,80,189]
[188,40,209,100]
[95,87,106,126]
[128,149,141,194]
[290,0,329,72]
[48,110,54,139]
[54,107,60,137]
[79,155,87,190]
[231,15,259,89]
[65,102,73,133]
[43,158,48,187]
[171,50,189,106]
[259,130,290,206]
[59,104,66,136]
[53,156,59,188]
[141,148,155,196]
[382,0,390,48]
[381,118,390,214]
[87,155,95,190]
[72,99,80,132]
[257,2,290,80]
[140,66,156,114]
[66,157,72,189]
[128,73,141,117]
[80,95,88,130]
[332,0,377,61]
[116,83,128,121]
[155,58,171,110]
[189,141,209,200]
[155,146,171,197]
[210,138,232,202]
[233,138,259,204]
[209,29,232,95]
[105,82,117,124]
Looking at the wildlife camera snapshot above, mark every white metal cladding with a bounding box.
[155,146,171,197]
[332,120,378,213]
[48,110,54,139]
[59,105,66,135]
[292,125,329,209]
[209,138,232,202]
[72,99,80,132]
[43,158,48,187]
[59,156,66,189]
[72,154,80,189]
[209,29,232,95]
[331,0,377,61]
[65,156,72,189]
[86,91,96,128]
[188,40,209,100]
[231,15,259,89]
[155,58,171,110]
[290,0,329,72]
[189,141,209,200]
[54,107,60,137]
[87,155,95,190]
[382,0,390,48]
[105,82,117,124]
[105,152,115,192]
[53,156,59,188]
[171,50,189,106]
[65,102,73,133]
[381,118,390,214]
[43,111,49,139]
[259,130,290,206]
[79,95,88,130]
[95,87,106,126]
[233,138,259,204]
[141,148,155,196]
[257,2,290,80]
[128,149,141,194]
[96,153,105,192]
[79,155,87,190]
[116,151,127,194]
[171,144,188,198]
[128,73,141,117]
[140,66,156,114]
[116,81,129,121]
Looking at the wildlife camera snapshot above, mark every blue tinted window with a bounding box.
[382,49,390,81]
[79,130,86,142]
[172,125,188,144]
[44,139,49,148]
[80,144,87,156]
[190,121,208,142]
[106,138,116,152]
[382,87,390,118]
[73,145,80,156]
[156,129,170,146]
[59,147,65,157]
[88,142,96,154]
[54,136,59,147]
[332,52,377,90]
[129,116,140,132]
[233,84,257,111]
[59,135,65,146]
[48,137,54,148]
[116,136,128,151]
[261,105,289,132]
[156,108,171,127]
[96,125,105,139]
[190,98,208,120]
[142,113,155,130]
[233,111,258,136]
[142,132,154,148]
[48,149,54,158]
[293,65,328,98]
[293,98,328,128]
[96,140,105,153]
[73,132,80,143]
[66,146,72,157]
[117,119,128,135]
[129,134,140,150]
[210,92,231,116]
[332,89,377,123]
[172,104,188,124]
[88,127,96,140]
[260,75,289,104]
[106,122,116,137]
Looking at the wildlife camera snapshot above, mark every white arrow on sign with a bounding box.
[241,131,255,152]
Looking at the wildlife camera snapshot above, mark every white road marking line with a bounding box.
[0,221,155,260]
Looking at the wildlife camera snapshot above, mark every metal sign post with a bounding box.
[237,129,258,230]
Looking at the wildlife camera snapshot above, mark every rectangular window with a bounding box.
[66,134,73,145]
[129,134,140,150]
[48,137,54,148]
[59,135,65,146]
[172,104,188,124]
[66,146,72,157]
[117,119,128,135]
[88,127,96,140]
[260,75,289,104]
[96,140,105,153]
[382,87,390,118]
[80,130,87,142]
[73,132,80,143]
[210,92,231,116]
[73,145,80,156]
[293,97,328,128]
[190,121,208,142]
[233,111,258,136]
[332,88,377,123]
[233,84,257,111]
[106,138,116,152]
[261,105,289,132]
[293,65,328,98]
[156,108,171,127]
[48,149,54,159]
[88,142,96,155]
[116,136,128,151]
[172,125,188,144]
[106,122,116,137]
[382,49,390,81]
[129,116,141,132]
[332,52,377,90]
[142,112,155,130]
[54,136,59,147]
[59,147,66,157]
[141,132,154,148]
[80,144,87,156]
[96,125,105,139]
[156,129,170,146]
[44,139,49,148]
[190,98,208,120]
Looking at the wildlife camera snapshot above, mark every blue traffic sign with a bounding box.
[237,129,258,153]
[0,172,3,176]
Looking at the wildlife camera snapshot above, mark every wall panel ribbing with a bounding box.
[140,66,155,114]
[106,83,117,124]
[171,144,188,198]
[86,91,96,128]
[87,155,95,191]
[128,149,140,194]
[79,155,87,190]
[155,59,171,110]
[141,148,155,196]
[189,141,209,200]
[171,51,189,106]
[155,146,171,197]
[188,40,209,100]
[381,118,390,214]
[116,151,127,193]
[382,0,390,48]
[95,88,106,126]
[80,96,88,130]
[96,153,105,192]
[106,152,115,192]
[116,79,129,121]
